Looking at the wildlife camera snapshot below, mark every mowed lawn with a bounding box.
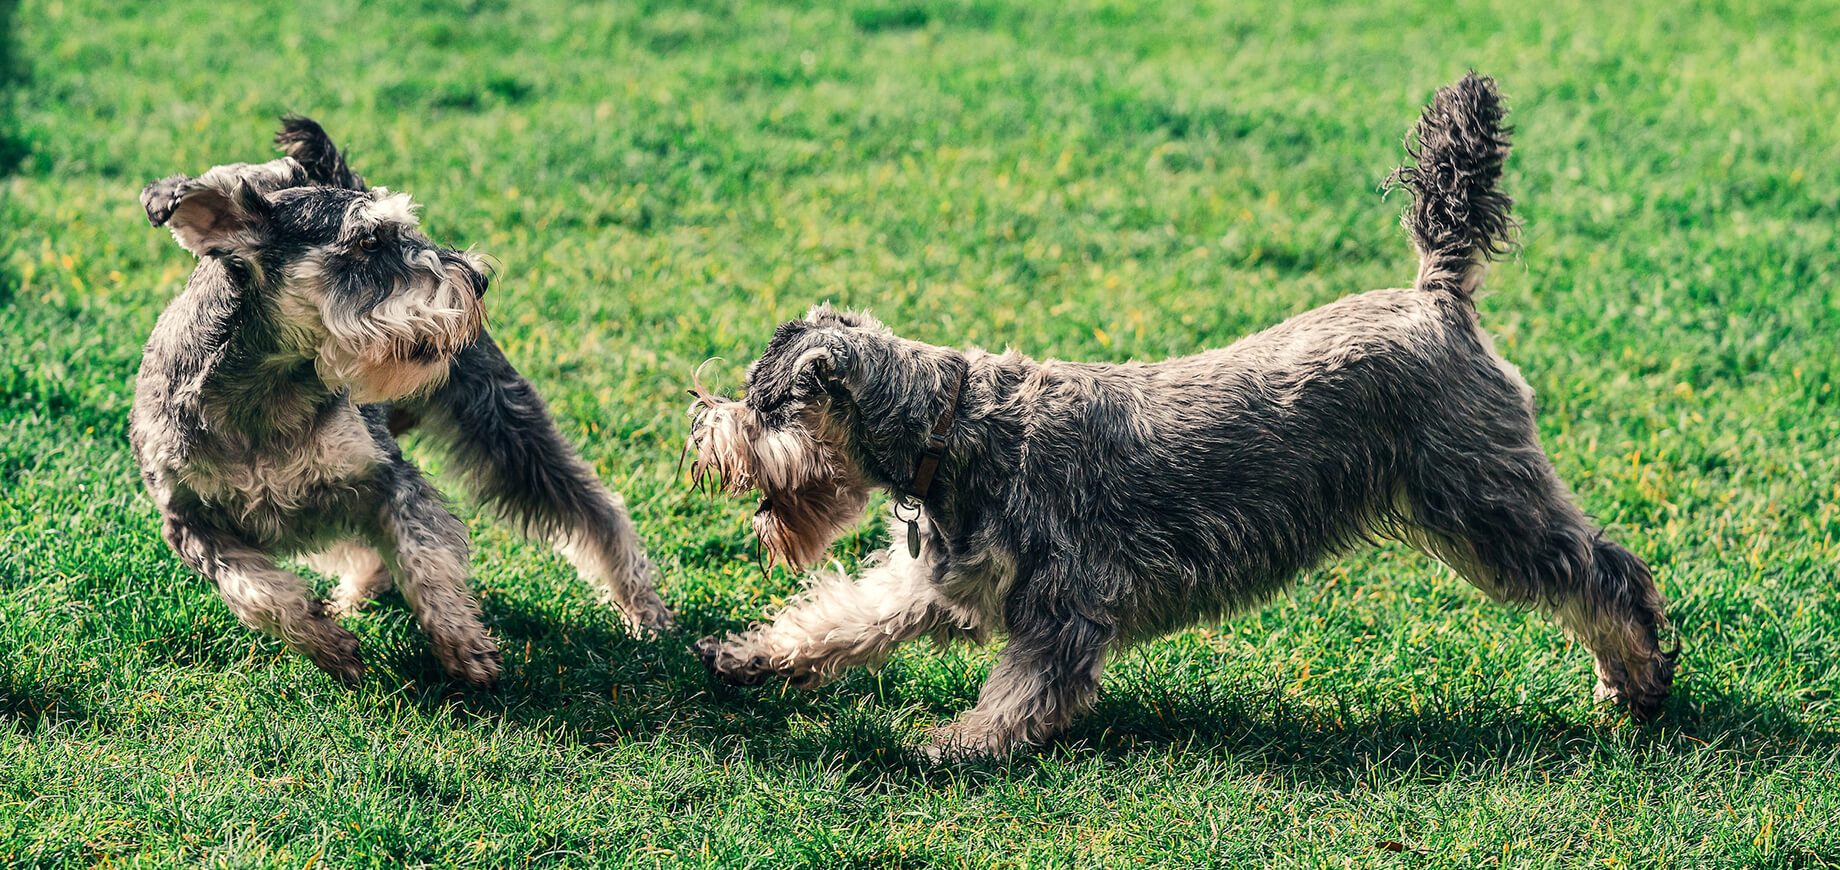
[3,0,1838,865]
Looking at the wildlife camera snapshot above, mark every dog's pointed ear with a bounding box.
[143,175,271,258]
[274,115,367,191]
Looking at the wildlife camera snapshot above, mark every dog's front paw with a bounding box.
[1592,644,1678,723]
[921,723,1003,763]
[306,625,365,687]
[1596,657,1677,723]
[693,634,779,687]
[922,718,1030,762]
[433,636,503,689]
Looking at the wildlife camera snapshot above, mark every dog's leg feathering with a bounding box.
[164,518,364,684]
[402,334,673,634]
[919,559,1114,759]
[1402,429,1675,719]
[926,611,1109,760]
[697,522,975,688]
[375,471,502,688]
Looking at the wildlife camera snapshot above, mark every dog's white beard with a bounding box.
[315,263,482,404]
[690,398,871,571]
[315,347,450,405]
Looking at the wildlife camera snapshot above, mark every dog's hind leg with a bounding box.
[303,541,394,615]
[1402,411,1675,719]
[163,517,363,684]
[397,334,672,635]
[372,467,502,688]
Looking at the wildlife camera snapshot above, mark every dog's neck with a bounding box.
[834,335,967,492]
[826,335,1021,550]
[899,361,965,504]
[189,259,342,444]
[891,349,1025,547]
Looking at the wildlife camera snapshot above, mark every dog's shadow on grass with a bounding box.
[1059,681,1839,787]
[378,597,825,745]
[79,584,1838,790]
[0,668,112,734]
[383,598,1840,791]
[0,0,28,177]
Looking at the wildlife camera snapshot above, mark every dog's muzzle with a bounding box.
[315,250,487,404]
[685,390,871,571]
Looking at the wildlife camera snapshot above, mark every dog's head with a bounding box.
[140,118,487,404]
[688,304,956,571]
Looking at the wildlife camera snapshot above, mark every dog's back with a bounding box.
[984,74,1532,627]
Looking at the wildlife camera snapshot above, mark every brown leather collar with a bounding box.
[906,363,966,501]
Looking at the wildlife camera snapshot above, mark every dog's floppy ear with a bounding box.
[140,174,195,228]
[791,338,851,385]
[274,115,367,191]
[142,175,272,259]
[746,321,862,412]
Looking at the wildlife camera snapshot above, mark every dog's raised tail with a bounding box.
[1385,72,1518,299]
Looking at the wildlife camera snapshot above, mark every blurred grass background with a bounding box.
[1,0,1837,866]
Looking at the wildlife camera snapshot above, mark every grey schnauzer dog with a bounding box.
[687,73,1675,757]
[131,118,671,686]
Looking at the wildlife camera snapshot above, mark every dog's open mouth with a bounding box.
[686,381,871,571]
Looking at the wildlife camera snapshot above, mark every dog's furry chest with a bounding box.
[929,535,1019,629]
[166,403,388,541]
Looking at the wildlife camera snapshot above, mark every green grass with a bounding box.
[3,0,1838,865]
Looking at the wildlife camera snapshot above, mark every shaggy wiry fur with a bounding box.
[688,73,1676,757]
[132,118,671,686]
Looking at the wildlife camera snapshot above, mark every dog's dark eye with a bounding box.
[357,234,380,253]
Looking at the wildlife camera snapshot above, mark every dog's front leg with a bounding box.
[402,335,673,635]
[162,516,363,684]
[926,574,1112,759]
[696,545,971,688]
[372,467,502,688]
